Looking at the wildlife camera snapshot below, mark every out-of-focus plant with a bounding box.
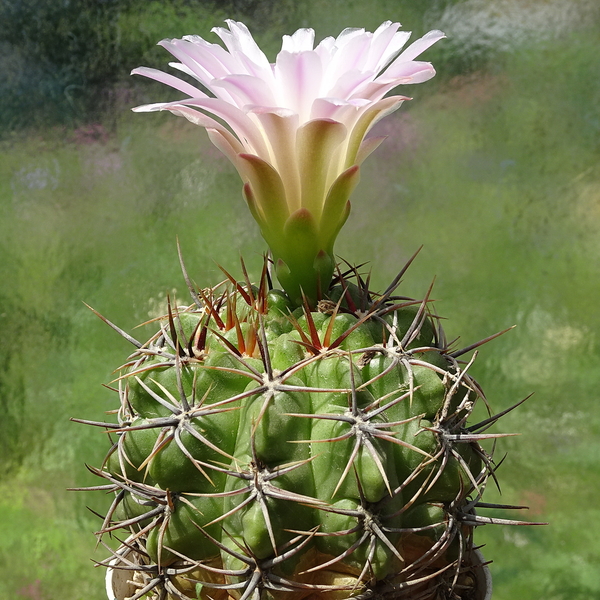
[0,0,224,132]
[0,0,123,130]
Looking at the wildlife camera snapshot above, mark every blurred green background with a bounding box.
[1,0,600,598]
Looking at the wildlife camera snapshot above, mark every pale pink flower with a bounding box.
[132,20,444,304]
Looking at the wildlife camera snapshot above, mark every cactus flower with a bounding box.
[132,20,444,305]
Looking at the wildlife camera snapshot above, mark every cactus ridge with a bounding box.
[76,254,534,600]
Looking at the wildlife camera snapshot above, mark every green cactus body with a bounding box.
[85,260,502,600]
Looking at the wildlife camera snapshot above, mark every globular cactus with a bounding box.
[78,255,525,600]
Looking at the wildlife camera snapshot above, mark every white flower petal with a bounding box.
[161,97,270,157]
[246,105,296,118]
[281,28,315,53]
[206,127,245,166]
[131,66,207,98]
[355,135,386,165]
[342,95,406,168]
[131,102,168,113]
[274,50,323,121]
[346,82,388,103]
[246,108,301,211]
[159,39,229,83]
[323,30,373,84]
[310,97,363,122]
[370,26,412,72]
[377,60,436,85]
[396,29,446,62]
[212,74,278,108]
[138,103,224,131]
[324,68,377,101]
[213,21,265,63]
[212,20,273,80]
[314,35,336,59]
[334,27,367,49]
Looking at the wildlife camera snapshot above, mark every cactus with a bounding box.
[75,19,538,600]
[80,254,527,600]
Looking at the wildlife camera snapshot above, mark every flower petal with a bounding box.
[325,68,378,101]
[133,20,443,305]
[319,165,360,247]
[396,29,446,62]
[206,127,245,166]
[355,135,386,165]
[162,97,271,157]
[282,28,315,52]
[314,35,336,62]
[334,27,367,49]
[212,20,273,81]
[296,119,347,218]
[343,95,406,168]
[246,108,301,211]
[377,60,437,84]
[131,103,227,132]
[159,38,235,86]
[242,182,265,228]
[237,154,289,231]
[212,74,278,108]
[131,66,207,98]
[310,97,367,123]
[274,50,323,121]
[322,30,372,88]
[368,22,411,72]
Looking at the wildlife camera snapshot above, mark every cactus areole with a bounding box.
[77,19,536,600]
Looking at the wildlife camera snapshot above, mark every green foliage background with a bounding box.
[1,1,600,598]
